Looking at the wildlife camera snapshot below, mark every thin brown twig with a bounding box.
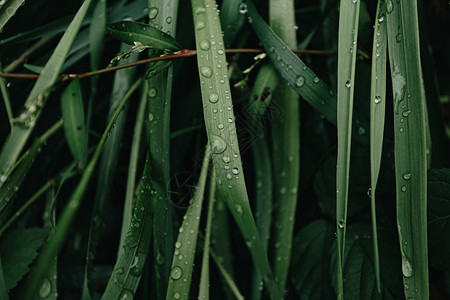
[0,48,337,80]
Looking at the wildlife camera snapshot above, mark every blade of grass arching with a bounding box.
[0,120,63,225]
[20,78,142,300]
[119,81,149,252]
[61,78,88,170]
[335,1,360,298]
[269,0,300,291]
[245,63,278,300]
[165,145,211,300]
[146,1,179,298]
[190,1,281,298]
[0,0,25,31]
[199,169,216,300]
[209,249,244,300]
[246,0,369,145]
[219,0,245,47]
[86,0,106,128]
[386,1,429,298]
[369,0,387,293]
[82,46,138,300]
[0,0,93,189]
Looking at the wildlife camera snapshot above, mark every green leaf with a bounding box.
[386,1,429,298]
[0,255,9,300]
[145,59,173,79]
[190,0,281,298]
[0,227,49,291]
[219,0,245,47]
[0,0,93,189]
[61,78,88,169]
[106,21,182,51]
[427,168,450,271]
[0,0,25,32]
[246,0,369,145]
[291,220,335,300]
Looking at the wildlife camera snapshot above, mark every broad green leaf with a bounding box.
[20,79,143,300]
[0,0,93,189]
[166,145,210,300]
[61,78,88,170]
[0,0,25,31]
[246,0,369,145]
[335,1,360,298]
[291,220,335,300]
[269,0,300,291]
[0,227,49,291]
[106,21,182,51]
[369,0,388,292]
[386,1,429,298]
[190,0,281,298]
[427,168,450,270]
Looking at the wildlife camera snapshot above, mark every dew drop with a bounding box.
[401,186,407,192]
[235,204,242,214]
[196,21,205,30]
[148,7,158,19]
[226,173,232,180]
[232,168,239,175]
[400,127,404,133]
[396,32,403,42]
[199,40,211,51]
[338,219,345,229]
[222,156,230,163]
[352,0,357,3]
[386,0,394,14]
[378,14,385,23]
[119,289,134,300]
[173,292,181,299]
[149,88,157,97]
[313,77,320,83]
[0,174,7,182]
[239,3,247,14]
[38,278,52,298]
[170,266,182,280]
[200,66,213,78]
[148,113,154,122]
[358,127,366,135]
[345,80,351,88]
[175,241,181,248]
[402,110,411,117]
[210,135,227,154]
[218,49,224,55]
[403,173,411,180]
[217,123,224,130]
[209,93,219,103]
[295,75,305,87]
[374,96,382,104]
[367,188,372,198]
[166,16,172,24]
[402,257,413,278]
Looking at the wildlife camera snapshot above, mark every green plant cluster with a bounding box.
[0,0,449,299]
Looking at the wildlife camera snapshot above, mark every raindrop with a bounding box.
[0,174,7,182]
[148,113,154,122]
[227,118,233,123]
[386,0,394,14]
[400,127,404,133]
[196,21,206,30]
[378,14,385,23]
[200,66,213,78]
[295,75,305,87]
[38,278,52,298]
[175,241,181,248]
[352,0,357,3]
[396,32,403,42]
[402,110,411,117]
[239,3,247,14]
[374,96,382,104]
[293,25,299,30]
[222,156,231,163]
[209,93,219,103]
[199,40,211,51]
[210,135,227,154]
[313,77,320,83]
[166,16,172,24]
[149,88,157,97]
[401,186,407,192]
[217,123,224,130]
[345,80,351,88]
[232,168,239,175]
[402,257,413,278]
[358,127,366,135]
[218,49,224,55]
[233,153,238,158]
[338,219,345,229]
[119,289,134,300]
[367,188,371,198]
[403,173,411,180]
[148,7,158,19]
[170,266,182,280]
[235,204,243,214]
[173,292,181,299]
[226,173,232,180]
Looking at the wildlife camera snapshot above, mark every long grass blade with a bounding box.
[20,78,142,300]
[268,0,300,291]
[386,1,429,298]
[0,255,8,300]
[246,0,369,145]
[219,0,245,47]
[0,0,93,189]
[165,145,210,300]
[335,0,360,298]
[0,0,25,31]
[190,1,281,298]
[147,0,179,297]
[369,0,387,293]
